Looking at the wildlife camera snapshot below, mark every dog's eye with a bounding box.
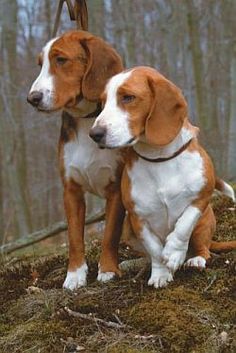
[56,57,68,65]
[122,95,136,103]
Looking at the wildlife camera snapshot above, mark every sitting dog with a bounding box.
[27,30,125,290]
[90,66,236,288]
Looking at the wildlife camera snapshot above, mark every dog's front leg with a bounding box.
[63,179,87,290]
[140,225,173,288]
[162,205,202,272]
[97,188,125,282]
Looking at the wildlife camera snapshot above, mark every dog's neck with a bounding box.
[133,122,198,160]
[64,99,98,119]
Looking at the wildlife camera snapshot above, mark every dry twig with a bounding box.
[0,210,105,255]
[64,306,128,330]
[119,257,149,275]
[203,274,217,292]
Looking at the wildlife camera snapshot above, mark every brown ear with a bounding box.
[145,75,187,146]
[80,37,123,101]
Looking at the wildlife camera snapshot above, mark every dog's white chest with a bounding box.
[128,150,205,239]
[63,118,121,197]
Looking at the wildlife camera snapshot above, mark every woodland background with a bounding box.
[0,0,235,244]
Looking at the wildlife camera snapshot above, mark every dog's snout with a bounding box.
[89,126,107,143]
[27,91,43,107]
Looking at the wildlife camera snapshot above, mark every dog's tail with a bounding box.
[215,177,235,202]
[210,240,236,253]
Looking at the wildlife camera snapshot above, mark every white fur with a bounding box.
[185,256,206,268]
[63,263,88,290]
[64,115,121,198]
[127,128,205,279]
[148,265,173,288]
[30,37,58,109]
[97,270,116,282]
[92,71,135,148]
[141,225,173,288]
[162,205,202,272]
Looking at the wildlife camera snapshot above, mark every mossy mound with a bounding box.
[0,196,235,352]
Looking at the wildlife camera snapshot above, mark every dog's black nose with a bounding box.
[27,91,43,107]
[89,126,106,143]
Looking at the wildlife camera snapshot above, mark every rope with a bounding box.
[52,0,88,37]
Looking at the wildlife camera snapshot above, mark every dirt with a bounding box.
[0,196,235,353]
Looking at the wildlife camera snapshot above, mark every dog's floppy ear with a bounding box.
[145,75,187,146]
[80,37,123,101]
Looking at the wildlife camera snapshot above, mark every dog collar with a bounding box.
[134,138,193,163]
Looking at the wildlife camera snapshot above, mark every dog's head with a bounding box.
[27,30,123,112]
[90,66,188,148]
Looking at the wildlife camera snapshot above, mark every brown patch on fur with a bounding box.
[145,71,187,146]
[60,111,78,143]
[115,67,187,146]
[121,151,143,239]
[98,161,126,276]
[80,36,123,101]
[187,138,215,212]
[189,205,216,261]
[63,179,86,271]
[215,177,225,192]
[46,30,123,110]
[37,53,43,67]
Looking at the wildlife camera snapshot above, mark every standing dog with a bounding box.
[27,31,125,290]
[90,66,236,288]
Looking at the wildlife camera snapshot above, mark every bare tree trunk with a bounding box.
[0,0,32,237]
[44,0,52,39]
[185,0,207,130]
[228,43,236,179]
[0,146,3,236]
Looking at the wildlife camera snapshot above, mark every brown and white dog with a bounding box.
[27,30,125,290]
[90,66,236,288]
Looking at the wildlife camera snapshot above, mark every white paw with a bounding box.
[148,268,173,288]
[162,247,187,272]
[185,256,206,269]
[97,270,115,283]
[63,263,88,291]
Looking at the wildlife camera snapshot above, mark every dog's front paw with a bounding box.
[148,268,173,288]
[185,256,206,269]
[162,246,187,272]
[97,270,116,283]
[63,263,88,291]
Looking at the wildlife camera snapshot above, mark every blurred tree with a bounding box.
[0,0,32,238]
[0,0,235,242]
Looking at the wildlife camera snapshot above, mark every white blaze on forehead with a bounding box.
[30,37,58,94]
[93,70,135,147]
[105,70,133,99]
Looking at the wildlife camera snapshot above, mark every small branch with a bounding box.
[203,274,217,292]
[0,210,105,255]
[119,257,149,273]
[64,306,127,330]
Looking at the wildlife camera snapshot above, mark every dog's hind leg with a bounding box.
[185,205,216,269]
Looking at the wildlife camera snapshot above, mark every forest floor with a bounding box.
[0,196,235,353]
